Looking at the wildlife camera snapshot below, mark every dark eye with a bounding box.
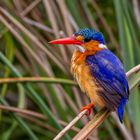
[84,38,91,42]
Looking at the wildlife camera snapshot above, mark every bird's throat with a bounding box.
[76,45,86,53]
[76,40,107,54]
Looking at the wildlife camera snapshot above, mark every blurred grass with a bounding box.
[0,0,140,140]
[114,1,140,139]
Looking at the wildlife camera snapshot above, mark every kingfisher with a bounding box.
[49,28,129,123]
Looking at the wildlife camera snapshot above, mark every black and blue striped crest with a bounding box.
[74,28,105,44]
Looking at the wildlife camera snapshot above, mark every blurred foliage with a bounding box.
[0,0,140,140]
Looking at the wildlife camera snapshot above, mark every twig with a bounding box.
[23,17,53,33]
[126,64,140,77]
[53,110,87,140]
[54,64,140,140]
[20,0,41,16]
[73,108,110,140]
[0,77,76,85]
[58,120,80,133]
[0,104,46,120]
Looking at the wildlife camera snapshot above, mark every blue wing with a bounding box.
[86,49,129,114]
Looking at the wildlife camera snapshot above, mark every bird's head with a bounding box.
[49,28,107,52]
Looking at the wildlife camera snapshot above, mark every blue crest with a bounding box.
[74,28,105,44]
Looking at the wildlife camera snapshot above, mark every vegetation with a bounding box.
[0,0,140,139]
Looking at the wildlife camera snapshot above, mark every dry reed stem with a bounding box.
[57,0,73,59]
[0,14,55,75]
[0,104,80,133]
[0,9,71,111]
[0,105,46,120]
[73,108,110,140]
[91,0,119,52]
[81,1,99,30]
[56,0,73,36]
[0,7,66,73]
[58,121,80,133]
[23,17,53,33]
[20,0,41,16]
[132,0,140,26]
[0,77,76,85]
[43,0,70,63]
[126,64,140,77]
[43,0,59,37]
[53,64,140,140]
[54,110,87,140]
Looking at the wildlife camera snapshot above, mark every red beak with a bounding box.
[49,37,82,45]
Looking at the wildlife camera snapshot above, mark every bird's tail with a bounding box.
[117,97,127,123]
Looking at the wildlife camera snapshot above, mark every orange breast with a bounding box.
[71,50,105,107]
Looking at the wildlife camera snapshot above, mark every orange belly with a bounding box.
[71,50,106,107]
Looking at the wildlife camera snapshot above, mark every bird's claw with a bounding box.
[81,103,94,116]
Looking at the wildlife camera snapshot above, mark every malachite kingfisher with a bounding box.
[49,28,129,123]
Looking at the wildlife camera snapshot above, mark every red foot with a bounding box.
[81,103,94,116]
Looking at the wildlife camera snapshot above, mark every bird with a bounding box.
[49,28,129,123]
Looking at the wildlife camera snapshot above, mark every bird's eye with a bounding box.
[75,35,84,41]
[84,38,91,42]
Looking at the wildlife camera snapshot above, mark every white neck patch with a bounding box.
[99,44,107,49]
[75,44,107,52]
[75,45,86,53]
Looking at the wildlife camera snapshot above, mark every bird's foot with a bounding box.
[81,103,94,116]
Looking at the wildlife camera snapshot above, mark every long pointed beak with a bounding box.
[49,37,82,45]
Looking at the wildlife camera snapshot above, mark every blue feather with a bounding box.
[86,49,129,122]
[86,49,129,98]
[118,97,127,123]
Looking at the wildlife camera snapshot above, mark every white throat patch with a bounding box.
[75,45,85,53]
[75,44,107,52]
[99,44,107,49]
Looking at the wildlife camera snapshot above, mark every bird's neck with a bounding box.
[71,42,107,67]
[82,40,107,52]
[75,41,107,57]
